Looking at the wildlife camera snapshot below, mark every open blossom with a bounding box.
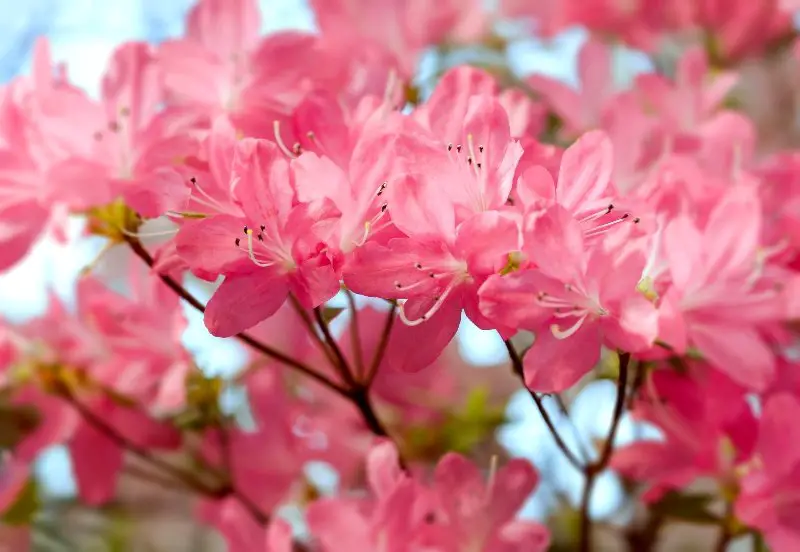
[611,364,757,501]
[307,442,549,552]
[159,0,322,138]
[176,138,340,337]
[480,131,657,391]
[659,185,790,391]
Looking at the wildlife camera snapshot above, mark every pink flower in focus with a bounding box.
[176,138,340,337]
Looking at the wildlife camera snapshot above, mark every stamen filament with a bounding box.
[272,120,298,159]
[550,313,589,339]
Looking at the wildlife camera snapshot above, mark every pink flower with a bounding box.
[52,42,199,217]
[159,0,319,138]
[176,138,339,337]
[612,365,757,501]
[0,39,100,270]
[735,393,800,552]
[660,185,788,391]
[308,442,548,552]
[480,131,657,391]
[527,38,616,137]
[198,498,293,552]
[432,453,549,551]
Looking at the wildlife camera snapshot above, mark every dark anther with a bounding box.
[190,177,197,184]
[381,203,388,212]
[456,145,462,153]
[476,163,482,169]
[479,145,484,153]
[429,273,435,278]
[607,204,614,213]
[447,143,453,151]
[621,213,630,219]
[395,282,402,289]
[235,238,240,247]
[415,263,423,269]
[506,197,515,206]
[108,121,120,132]
[467,157,473,165]
[93,131,103,141]
[257,234,264,241]
[633,217,641,224]
[243,226,249,234]
[423,512,436,524]
[260,224,266,231]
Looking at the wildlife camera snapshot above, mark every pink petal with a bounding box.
[524,324,601,392]
[757,394,800,480]
[690,322,774,392]
[489,458,538,522]
[385,295,461,373]
[70,420,123,506]
[455,211,521,276]
[555,129,613,214]
[205,270,289,337]
[386,173,456,242]
[663,216,704,290]
[266,518,294,552]
[306,499,371,551]
[424,66,499,142]
[176,214,249,275]
[516,165,555,211]
[187,0,262,57]
[231,138,294,223]
[366,441,404,498]
[525,205,585,282]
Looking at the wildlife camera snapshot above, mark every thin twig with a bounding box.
[126,237,400,465]
[288,294,340,370]
[504,340,584,471]
[314,306,356,388]
[344,290,366,380]
[578,351,631,552]
[125,237,348,396]
[61,389,220,497]
[554,394,593,464]
[365,303,397,386]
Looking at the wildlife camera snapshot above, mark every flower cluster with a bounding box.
[1,0,800,550]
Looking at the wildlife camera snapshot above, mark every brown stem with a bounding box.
[578,351,631,552]
[126,237,400,467]
[288,294,340,371]
[344,290,366,381]
[504,340,584,471]
[125,237,348,397]
[365,303,396,386]
[61,389,219,497]
[348,386,391,439]
[314,306,356,388]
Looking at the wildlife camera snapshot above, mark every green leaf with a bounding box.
[0,403,41,449]
[650,491,722,524]
[2,478,40,526]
